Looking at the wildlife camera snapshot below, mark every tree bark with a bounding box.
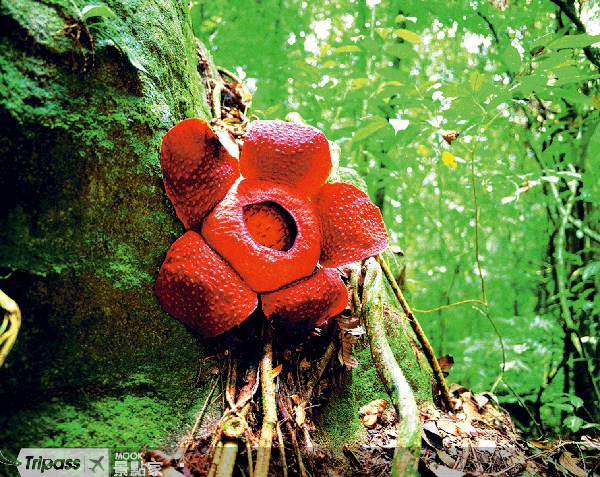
[0,0,212,455]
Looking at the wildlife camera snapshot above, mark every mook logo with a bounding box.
[15,449,109,477]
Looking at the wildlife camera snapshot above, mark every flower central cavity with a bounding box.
[243,201,297,251]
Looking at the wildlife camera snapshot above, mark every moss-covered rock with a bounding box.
[0,0,212,457]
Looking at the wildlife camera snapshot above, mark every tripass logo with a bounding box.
[22,455,81,472]
[15,449,109,477]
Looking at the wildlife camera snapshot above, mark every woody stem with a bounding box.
[376,254,454,412]
[255,325,277,477]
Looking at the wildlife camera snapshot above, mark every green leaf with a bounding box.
[394,29,421,44]
[383,42,418,60]
[582,262,600,281]
[348,77,371,92]
[109,37,149,74]
[81,4,117,21]
[514,74,547,96]
[549,33,600,50]
[469,71,485,92]
[334,45,361,53]
[563,415,584,432]
[550,87,593,107]
[353,117,389,142]
[502,46,522,72]
[567,395,584,409]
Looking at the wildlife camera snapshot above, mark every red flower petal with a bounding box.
[160,118,239,230]
[315,182,389,267]
[155,231,257,338]
[239,120,331,197]
[262,268,348,332]
[201,179,321,293]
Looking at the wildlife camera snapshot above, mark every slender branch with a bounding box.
[212,82,224,119]
[306,340,336,401]
[173,377,219,463]
[255,326,277,477]
[376,255,454,412]
[413,299,487,314]
[469,150,488,306]
[362,258,420,477]
[477,12,500,43]
[277,393,308,477]
[568,216,600,243]
[499,378,543,434]
[551,179,600,404]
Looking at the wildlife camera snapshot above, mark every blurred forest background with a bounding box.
[189,0,599,437]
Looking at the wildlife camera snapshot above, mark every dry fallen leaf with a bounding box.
[361,414,378,428]
[438,354,455,372]
[295,403,307,426]
[436,449,457,467]
[272,363,283,378]
[558,451,587,477]
[358,399,388,428]
[427,462,465,477]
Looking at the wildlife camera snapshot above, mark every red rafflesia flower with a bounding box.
[155,118,388,338]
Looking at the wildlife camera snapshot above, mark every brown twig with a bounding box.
[375,254,454,412]
[173,377,219,463]
[278,393,309,477]
[413,299,487,314]
[306,340,337,401]
[276,422,288,477]
[255,325,277,477]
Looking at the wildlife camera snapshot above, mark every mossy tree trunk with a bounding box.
[0,1,435,473]
[0,0,212,453]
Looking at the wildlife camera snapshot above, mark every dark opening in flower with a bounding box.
[243,201,297,252]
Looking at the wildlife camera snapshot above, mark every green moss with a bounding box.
[0,0,214,453]
[0,374,211,456]
[318,344,389,449]
[105,242,153,289]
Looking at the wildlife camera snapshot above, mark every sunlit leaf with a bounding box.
[416,144,430,155]
[272,363,283,378]
[348,78,371,91]
[469,71,485,92]
[264,104,282,115]
[335,45,361,53]
[353,117,389,142]
[582,262,600,281]
[549,33,600,50]
[81,4,117,21]
[441,151,457,168]
[394,29,421,44]
[550,88,594,106]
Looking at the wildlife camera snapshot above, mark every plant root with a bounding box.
[363,258,421,477]
[376,254,454,412]
[255,325,277,477]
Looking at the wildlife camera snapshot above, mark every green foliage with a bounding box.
[78,3,149,74]
[193,0,600,436]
